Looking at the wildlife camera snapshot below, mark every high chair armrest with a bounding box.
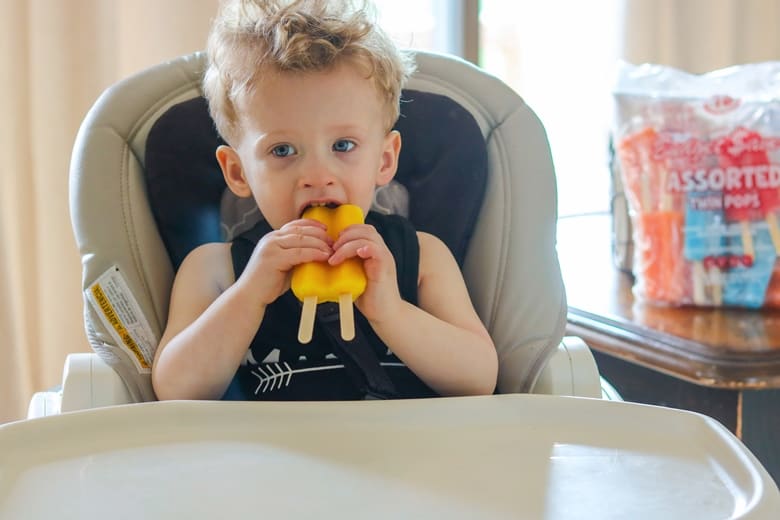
[531,336,602,398]
[28,353,136,418]
[27,391,62,418]
[60,353,136,412]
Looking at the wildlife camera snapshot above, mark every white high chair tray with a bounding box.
[1,394,777,519]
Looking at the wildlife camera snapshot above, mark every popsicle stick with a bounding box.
[740,220,755,260]
[691,261,708,305]
[298,296,317,344]
[659,167,672,213]
[338,293,355,341]
[766,213,780,255]
[708,265,723,306]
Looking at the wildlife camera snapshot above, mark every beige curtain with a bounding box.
[620,0,780,72]
[0,0,219,424]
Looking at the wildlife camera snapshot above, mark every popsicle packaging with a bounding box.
[291,204,366,343]
[613,61,780,308]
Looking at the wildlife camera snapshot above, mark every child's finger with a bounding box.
[277,232,333,254]
[285,247,332,265]
[328,239,381,265]
[282,218,328,230]
[331,224,377,249]
[279,220,332,242]
[356,245,373,259]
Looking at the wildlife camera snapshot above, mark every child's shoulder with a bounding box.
[177,241,235,290]
[183,241,232,262]
[415,229,466,301]
[417,231,452,262]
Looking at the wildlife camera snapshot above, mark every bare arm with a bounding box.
[152,219,333,400]
[332,228,497,396]
[151,243,267,400]
[373,232,497,396]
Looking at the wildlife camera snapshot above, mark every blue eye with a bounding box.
[271,144,296,157]
[333,139,355,153]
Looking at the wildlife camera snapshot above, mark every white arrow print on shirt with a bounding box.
[251,362,405,395]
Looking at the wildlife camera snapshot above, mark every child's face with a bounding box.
[220,61,400,229]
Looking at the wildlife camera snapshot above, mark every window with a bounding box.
[479,0,622,217]
[375,0,456,54]
[377,0,621,218]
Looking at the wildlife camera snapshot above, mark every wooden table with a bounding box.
[558,213,780,484]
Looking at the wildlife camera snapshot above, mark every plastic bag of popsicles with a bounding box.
[613,61,780,308]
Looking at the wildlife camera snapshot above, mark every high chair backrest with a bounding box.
[71,50,566,403]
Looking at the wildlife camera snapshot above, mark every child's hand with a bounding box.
[328,223,401,322]
[240,218,333,305]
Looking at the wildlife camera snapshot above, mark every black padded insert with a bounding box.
[145,90,487,270]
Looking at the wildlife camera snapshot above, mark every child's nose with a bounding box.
[299,160,336,188]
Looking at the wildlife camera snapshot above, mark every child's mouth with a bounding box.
[300,201,341,217]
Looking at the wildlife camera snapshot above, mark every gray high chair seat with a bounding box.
[32,49,601,414]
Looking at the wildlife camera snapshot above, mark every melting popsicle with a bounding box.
[291,204,367,343]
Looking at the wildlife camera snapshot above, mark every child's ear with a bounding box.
[216,145,251,197]
[376,130,401,186]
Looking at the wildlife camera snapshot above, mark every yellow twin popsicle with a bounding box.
[291,204,367,343]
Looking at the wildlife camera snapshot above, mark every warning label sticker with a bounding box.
[86,266,158,373]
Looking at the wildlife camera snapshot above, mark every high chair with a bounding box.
[31,50,603,412]
[4,51,778,518]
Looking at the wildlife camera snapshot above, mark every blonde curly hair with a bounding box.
[203,0,415,144]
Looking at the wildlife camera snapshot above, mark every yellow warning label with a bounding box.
[90,284,150,369]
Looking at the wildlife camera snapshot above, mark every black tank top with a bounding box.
[223,211,437,400]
